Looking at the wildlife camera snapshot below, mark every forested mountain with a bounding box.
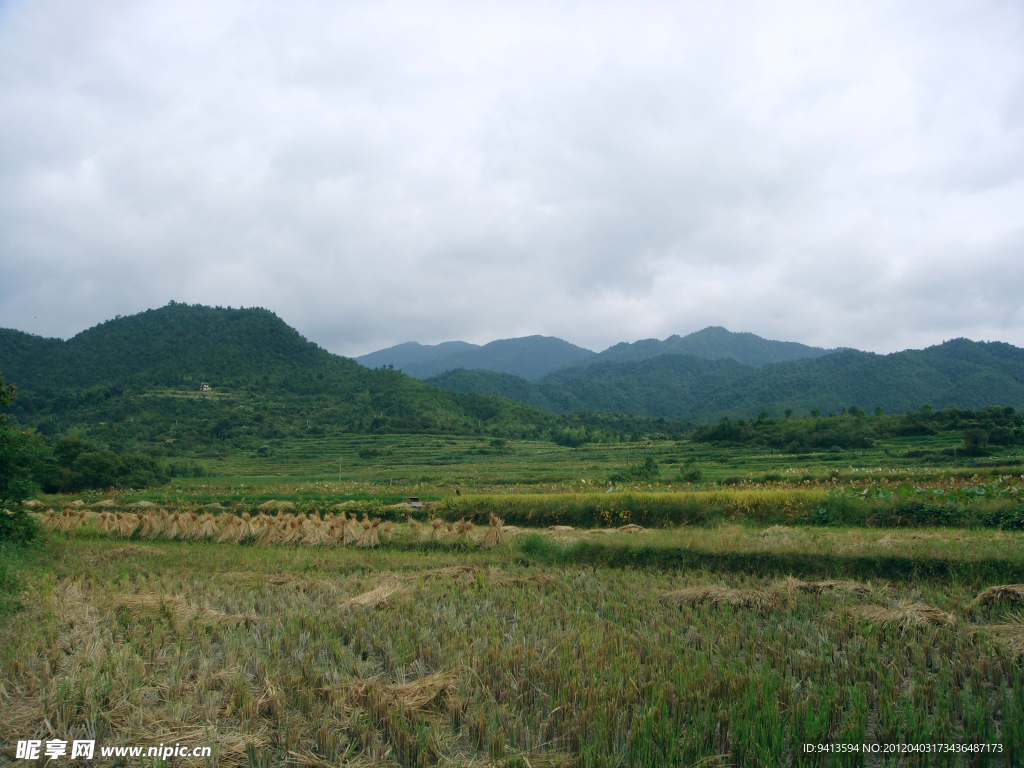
[356,340,479,371]
[359,326,836,381]
[586,326,839,367]
[427,339,1024,421]
[0,303,564,457]
[358,335,596,380]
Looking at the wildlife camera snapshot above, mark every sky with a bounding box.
[1,0,1023,358]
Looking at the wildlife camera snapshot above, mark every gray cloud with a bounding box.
[1,0,1022,357]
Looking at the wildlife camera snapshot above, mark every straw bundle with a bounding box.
[431,518,447,540]
[165,513,185,540]
[342,583,402,608]
[355,519,381,548]
[117,513,139,538]
[281,517,304,545]
[340,513,361,545]
[237,512,259,542]
[303,517,333,547]
[388,671,457,712]
[407,516,423,537]
[258,517,285,545]
[973,614,1024,656]
[618,524,645,534]
[198,513,219,540]
[849,601,955,630]
[480,514,505,549]
[661,585,779,610]
[972,585,1024,607]
[216,515,241,543]
[143,510,167,539]
[772,577,873,596]
[97,511,117,535]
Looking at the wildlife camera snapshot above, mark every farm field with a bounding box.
[4,433,1024,766]
[2,520,1024,766]
[158,431,1024,492]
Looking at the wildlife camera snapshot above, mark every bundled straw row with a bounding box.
[37,508,509,550]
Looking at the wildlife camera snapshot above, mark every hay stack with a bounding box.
[281,516,303,545]
[342,583,402,608]
[178,512,199,540]
[772,577,873,596]
[661,585,779,610]
[117,512,138,538]
[95,511,114,535]
[93,499,117,509]
[215,515,241,543]
[165,513,186,540]
[972,585,1024,607]
[480,513,505,549]
[430,518,447,540]
[302,517,333,547]
[355,519,381,548]
[407,516,423,537]
[43,508,58,529]
[237,512,259,542]
[849,601,955,630]
[258,517,285,545]
[618,524,644,534]
[196,513,218,540]
[973,615,1024,656]
[340,513,361,545]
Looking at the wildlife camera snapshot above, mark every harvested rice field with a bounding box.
[2,517,1024,767]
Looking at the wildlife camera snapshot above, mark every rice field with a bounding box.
[2,515,1024,767]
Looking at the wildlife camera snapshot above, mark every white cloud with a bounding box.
[1,0,1022,356]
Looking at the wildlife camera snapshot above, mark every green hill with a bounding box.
[359,335,596,380]
[0,303,564,457]
[427,339,1024,421]
[587,326,839,367]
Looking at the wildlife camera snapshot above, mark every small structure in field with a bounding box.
[199,382,212,391]
[405,497,423,510]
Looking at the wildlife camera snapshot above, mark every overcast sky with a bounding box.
[1,0,1022,357]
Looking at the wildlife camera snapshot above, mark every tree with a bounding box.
[0,375,49,507]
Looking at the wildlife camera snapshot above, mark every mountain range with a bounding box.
[357,326,838,380]
[0,303,566,454]
[3,305,1024,455]
[426,339,1024,421]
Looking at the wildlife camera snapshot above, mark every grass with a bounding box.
[1,523,1023,766]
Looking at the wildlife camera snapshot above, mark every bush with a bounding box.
[608,457,660,483]
[0,509,36,545]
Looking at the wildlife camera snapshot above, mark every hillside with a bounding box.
[359,335,596,380]
[588,326,839,367]
[427,339,1024,421]
[0,303,564,457]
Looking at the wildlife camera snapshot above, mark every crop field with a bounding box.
[3,511,1024,767]
[4,436,1024,766]
[170,432,1024,491]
